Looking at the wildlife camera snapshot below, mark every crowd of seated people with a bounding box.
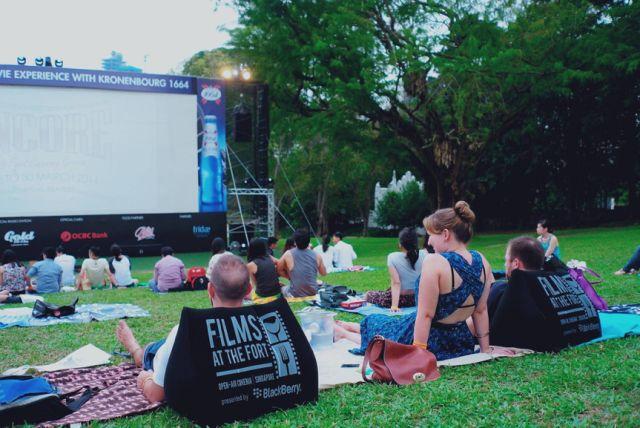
[1,200,621,416]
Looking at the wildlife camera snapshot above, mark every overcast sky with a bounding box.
[0,0,238,75]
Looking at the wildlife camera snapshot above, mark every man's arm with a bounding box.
[137,371,165,403]
[277,252,291,279]
[180,262,186,281]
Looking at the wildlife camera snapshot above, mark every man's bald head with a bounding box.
[210,254,250,302]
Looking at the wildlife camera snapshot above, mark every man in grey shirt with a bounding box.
[277,229,327,297]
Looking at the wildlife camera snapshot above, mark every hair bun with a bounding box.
[454,201,476,223]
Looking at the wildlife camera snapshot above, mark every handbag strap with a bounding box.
[582,267,603,284]
[361,336,385,382]
[64,386,95,412]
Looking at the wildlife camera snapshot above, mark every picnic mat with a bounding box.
[316,312,640,390]
[331,265,377,273]
[39,363,162,427]
[3,344,112,376]
[314,340,532,390]
[0,303,149,329]
[334,302,417,317]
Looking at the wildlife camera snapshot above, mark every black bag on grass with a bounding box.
[164,297,318,426]
[32,297,79,318]
[318,285,356,309]
[490,269,601,352]
[0,375,93,426]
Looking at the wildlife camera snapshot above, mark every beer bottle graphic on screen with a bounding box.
[200,115,224,211]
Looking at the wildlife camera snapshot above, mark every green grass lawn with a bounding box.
[2,226,640,426]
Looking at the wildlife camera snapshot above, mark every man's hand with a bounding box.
[137,370,153,389]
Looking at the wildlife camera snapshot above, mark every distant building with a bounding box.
[101,51,142,73]
[369,170,424,228]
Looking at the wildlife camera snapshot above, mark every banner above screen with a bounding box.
[0,64,194,94]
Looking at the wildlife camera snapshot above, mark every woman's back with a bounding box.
[253,256,280,297]
[428,251,485,324]
[387,251,425,291]
[1,262,27,293]
[111,256,133,286]
[313,245,334,273]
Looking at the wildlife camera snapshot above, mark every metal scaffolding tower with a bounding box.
[226,187,275,244]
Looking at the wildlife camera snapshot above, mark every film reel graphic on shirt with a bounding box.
[258,311,300,378]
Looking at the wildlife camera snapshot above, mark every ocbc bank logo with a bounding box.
[60,231,109,243]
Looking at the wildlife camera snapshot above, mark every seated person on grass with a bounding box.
[365,227,425,310]
[27,247,63,294]
[1,249,29,295]
[486,236,544,319]
[247,238,282,298]
[78,246,116,290]
[149,246,186,293]
[116,254,251,403]
[277,229,327,297]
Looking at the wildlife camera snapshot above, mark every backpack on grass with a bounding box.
[185,266,209,291]
[0,375,93,426]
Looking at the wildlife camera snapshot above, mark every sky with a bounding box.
[0,0,238,75]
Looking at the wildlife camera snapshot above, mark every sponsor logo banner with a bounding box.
[135,226,156,241]
[4,230,35,247]
[60,231,109,242]
[193,225,212,238]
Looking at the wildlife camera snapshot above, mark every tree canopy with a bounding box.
[204,0,639,231]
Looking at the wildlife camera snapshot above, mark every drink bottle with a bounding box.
[200,115,222,210]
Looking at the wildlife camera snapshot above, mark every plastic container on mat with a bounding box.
[296,307,336,349]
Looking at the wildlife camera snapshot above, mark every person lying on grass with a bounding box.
[485,236,545,321]
[116,254,251,403]
[335,201,511,359]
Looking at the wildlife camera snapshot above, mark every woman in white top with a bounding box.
[109,244,137,288]
[206,237,233,281]
[313,235,335,273]
[365,227,425,311]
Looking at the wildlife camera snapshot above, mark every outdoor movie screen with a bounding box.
[0,66,227,218]
[0,65,227,257]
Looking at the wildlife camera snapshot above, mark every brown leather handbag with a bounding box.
[361,335,440,385]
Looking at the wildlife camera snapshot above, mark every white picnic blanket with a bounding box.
[314,339,533,390]
[3,344,112,376]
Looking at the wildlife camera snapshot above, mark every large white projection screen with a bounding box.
[0,86,198,217]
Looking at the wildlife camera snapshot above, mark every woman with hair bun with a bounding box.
[336,201,503,360]
[365,227,425,311]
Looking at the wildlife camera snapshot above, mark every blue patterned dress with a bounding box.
[354,251,485,360]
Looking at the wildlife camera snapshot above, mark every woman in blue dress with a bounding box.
[334,201,498,360]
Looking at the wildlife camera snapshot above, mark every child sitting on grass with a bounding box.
[115,254,251,403]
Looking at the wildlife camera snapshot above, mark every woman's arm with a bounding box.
[472,255,494,353]
[317,254,327,276]
[412,255,440,348]
[545,235,559,258]
[387,266,401,312]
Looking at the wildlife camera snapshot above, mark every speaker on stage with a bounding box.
[233,104,252,143]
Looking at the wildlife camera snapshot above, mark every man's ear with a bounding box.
[513,258,522,270]
[207,282,215,300]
